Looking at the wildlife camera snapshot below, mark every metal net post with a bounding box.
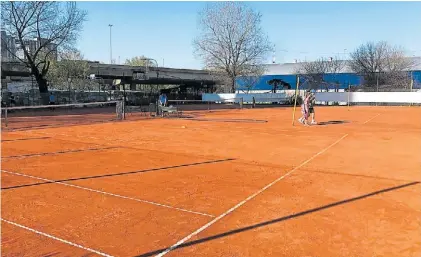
[4,108,8,128]
[122,100,126,120]
[116,101,124,120]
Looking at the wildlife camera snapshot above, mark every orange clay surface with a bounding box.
[1,106,420,257]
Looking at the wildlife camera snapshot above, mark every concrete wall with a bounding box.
[202,93,288,103]
[315,92,421,104]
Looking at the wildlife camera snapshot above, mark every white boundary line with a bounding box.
[1,218,114,257]
[155,133,349,257]
[1,170,214,218]
[363,113,381,124]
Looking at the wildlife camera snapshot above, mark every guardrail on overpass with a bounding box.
[1,61,217,85]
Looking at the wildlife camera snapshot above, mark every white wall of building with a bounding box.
[315,92,421,104]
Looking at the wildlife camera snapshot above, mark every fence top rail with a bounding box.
[3,101,120,111]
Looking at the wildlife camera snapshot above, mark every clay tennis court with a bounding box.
[1,106,420,257]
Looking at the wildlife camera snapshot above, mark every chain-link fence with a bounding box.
[1,88,207,108]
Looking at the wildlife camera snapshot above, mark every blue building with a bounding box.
[237,57,421,91]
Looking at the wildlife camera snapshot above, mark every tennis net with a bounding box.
[166,98,243,113]
[1,101,124,130]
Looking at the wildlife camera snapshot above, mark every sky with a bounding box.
[76,1,421,69]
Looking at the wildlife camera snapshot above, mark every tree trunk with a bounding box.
[231,77,236,93]
[34,73,49,105]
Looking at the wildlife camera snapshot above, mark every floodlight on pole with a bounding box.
[108,24,113,64]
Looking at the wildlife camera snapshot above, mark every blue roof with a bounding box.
[262,57,421,75]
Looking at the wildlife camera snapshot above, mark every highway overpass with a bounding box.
[1,61,218,88]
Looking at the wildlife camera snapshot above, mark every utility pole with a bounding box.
[108,24,113,64]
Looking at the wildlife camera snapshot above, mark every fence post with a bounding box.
[5,108,8,128]
[122,99,126,120]
[347,83,351,110]
[292,76,300,126]
[410,76,414,106]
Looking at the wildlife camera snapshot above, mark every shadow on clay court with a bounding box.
[1,158,236,190]
[2,146,118,159]
[136,181,420,257]
[1,136,51,142]
[317,120,350,126]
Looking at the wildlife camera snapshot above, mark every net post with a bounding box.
[410,75,414,106]
[5,107,8,128]
[122,98,126,120]
[116,100,123,120]
[292,76,300,126]
[240,97,243,109]
[208,101,210,111]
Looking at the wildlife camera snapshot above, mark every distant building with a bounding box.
[236,57,421,91]
[1,30,17,62]
[1,30,58,62]
[24,37,58,61]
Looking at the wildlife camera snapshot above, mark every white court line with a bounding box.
[155,133,349,257]
[363,113,381,124]
[1,218,114,257]
[1,170,214,218]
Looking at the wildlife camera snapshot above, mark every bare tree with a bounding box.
[296,59,328,90]
[349,41,414,89]
[328,57,346,91]
[238,64,265,93]
[205,69,232,93]
[194,2,274,93]
[1,1,87,100]
[296,57,345,91]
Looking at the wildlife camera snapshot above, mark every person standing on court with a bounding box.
[49,92,56,110]
[309,90,317,125]
[159,92,168,107]
[49,92,56,105]
[158,91,167,116]
[298,90,310,126]
[162,92,168,107]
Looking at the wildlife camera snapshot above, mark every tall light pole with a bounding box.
[376,68,379,106]
[108,24,113,64]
